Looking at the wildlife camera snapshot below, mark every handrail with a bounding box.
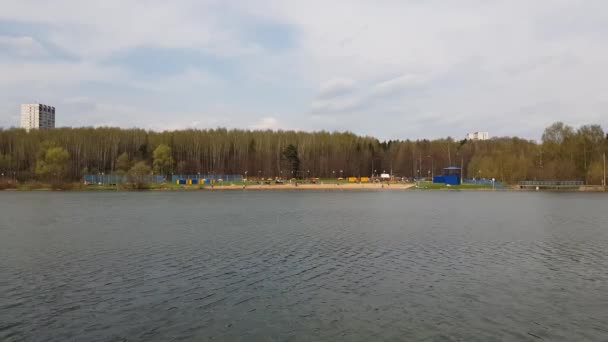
[519,181,584,186]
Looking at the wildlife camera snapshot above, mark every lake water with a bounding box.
[1,191,607,341]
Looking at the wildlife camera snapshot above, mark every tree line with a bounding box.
[0,122,606,184]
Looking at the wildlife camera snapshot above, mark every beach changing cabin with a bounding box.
[433,167,462,186]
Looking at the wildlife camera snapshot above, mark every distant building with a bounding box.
[20,104,55,131]
[466,131,489,141]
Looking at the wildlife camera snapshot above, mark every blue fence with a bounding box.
[84,174,166,185]
[463,179,505,189]
[171,174,243,183]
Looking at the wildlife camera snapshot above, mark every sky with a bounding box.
[1,0,607,140]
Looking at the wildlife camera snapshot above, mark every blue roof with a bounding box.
[443,166,461,170]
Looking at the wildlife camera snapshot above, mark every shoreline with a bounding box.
[2,183,606,192]
[2,183,416,192]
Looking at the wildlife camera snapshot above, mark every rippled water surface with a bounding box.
[1,191,607,341]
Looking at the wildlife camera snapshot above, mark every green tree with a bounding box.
[576,125,605,172]
[542,122,574,145]
[0,154,11,183]
[587,161,605,185]
[127,161,152,189]
[0,122,606,185]
[0,154,9,172]
[115,152,131,174]
[36,147,70,180]
[282,144,300,178]
[153,144,174,176]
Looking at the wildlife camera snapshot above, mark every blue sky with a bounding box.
[1,0,607,140]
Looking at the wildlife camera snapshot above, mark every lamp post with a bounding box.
[426,155,434,180]
[371,158,374,178]
[456,151,464,184]
[603,152,606,188]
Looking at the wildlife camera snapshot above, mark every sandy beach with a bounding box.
[205,183,416,191]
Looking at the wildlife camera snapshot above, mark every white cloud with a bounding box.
[370,73,430,97]
[56,97,234,130]
[310,72,433,116]
[0,36,47,57]
[251,117,280,130]
[0,62,127,86]
[294,1,607,138]
[0,1,268,60]
[1,1,608,139]
[317,78,356,99]
[311,93,366,114]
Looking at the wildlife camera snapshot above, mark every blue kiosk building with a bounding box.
[433,167,462,186]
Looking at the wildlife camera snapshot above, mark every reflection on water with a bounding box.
[1,191,607,341]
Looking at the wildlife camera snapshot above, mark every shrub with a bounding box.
[0,181,16,190]
[127,162,152,190]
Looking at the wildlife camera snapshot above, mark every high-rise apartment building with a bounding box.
[20,104,55,131]
[466,131,489,141]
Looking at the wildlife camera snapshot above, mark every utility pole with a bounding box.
[603,152,606,189]
[371,158,374,178]
[419,153,422,179]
